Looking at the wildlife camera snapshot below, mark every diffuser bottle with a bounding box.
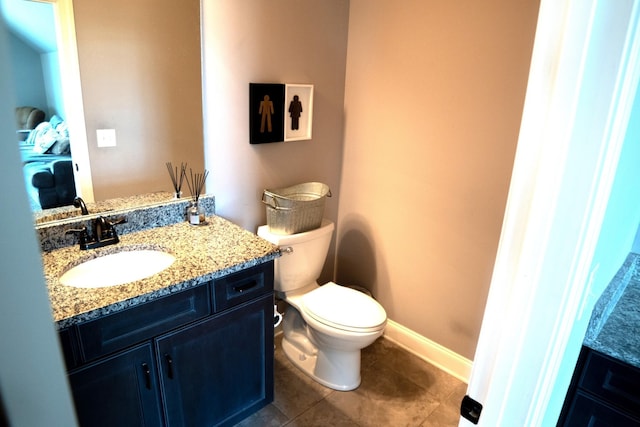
[189,202,205,225]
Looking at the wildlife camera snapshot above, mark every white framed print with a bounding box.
[284,84,313,141]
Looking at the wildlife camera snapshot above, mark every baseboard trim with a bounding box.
[383,319,472,383]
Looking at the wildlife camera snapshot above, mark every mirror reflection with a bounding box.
[1,0,205,221]
[2,0,74,212]
[32,191,174,225]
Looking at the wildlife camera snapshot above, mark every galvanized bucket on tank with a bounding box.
[261,182,331,235]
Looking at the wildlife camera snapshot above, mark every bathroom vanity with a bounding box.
[39,199,279,427]
[60,262,274,427]
[558,253,640,426]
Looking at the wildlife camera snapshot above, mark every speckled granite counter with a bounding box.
[34,192,182,224]
[36,194,215,252]
[42,215,279,329]
[584,252,640,368]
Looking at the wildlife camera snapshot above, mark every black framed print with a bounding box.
[249,83,285,144]
[284,84,314,142]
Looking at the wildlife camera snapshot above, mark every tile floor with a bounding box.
[235,334,467,427]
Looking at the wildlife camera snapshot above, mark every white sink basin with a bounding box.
[60,250,176,288]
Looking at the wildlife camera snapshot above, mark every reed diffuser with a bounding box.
[185,168,209,225]
[166,162,187,198]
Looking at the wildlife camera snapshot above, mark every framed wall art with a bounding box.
[284,84,314,142]
[249,83,285,144]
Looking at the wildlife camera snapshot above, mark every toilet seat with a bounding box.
[300,282,387,333]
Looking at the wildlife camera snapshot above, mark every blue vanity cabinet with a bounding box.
[68,343,164,427]
[558,346,640,426]
[157,293,274,427]
[62,261,274,427]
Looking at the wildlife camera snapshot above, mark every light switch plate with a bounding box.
[97,129,117,147]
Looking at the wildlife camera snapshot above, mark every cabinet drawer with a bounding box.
[580,350,640,417]
[564,391,640,427]
[78,285,210,361]
[212,262,273,311]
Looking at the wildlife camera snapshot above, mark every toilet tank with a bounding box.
[257,219,334,293]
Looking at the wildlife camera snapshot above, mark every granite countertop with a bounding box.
[584,252,640,368]
[42,215,279,329]
[33,191,180,224]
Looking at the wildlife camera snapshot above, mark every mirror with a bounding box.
[2,0,205,222]
[32,191,178,224]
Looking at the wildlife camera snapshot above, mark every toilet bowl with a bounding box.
[257,220,387,391]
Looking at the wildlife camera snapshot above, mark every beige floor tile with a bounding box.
[420,382,467,427]
[363,338,465,401]
[233,335,466,427]
[233,404,288,427]
[324,363,441,427]
[272,338,333,420]
[286,399,360,427]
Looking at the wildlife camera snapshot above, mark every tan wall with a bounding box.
[73,0,204,201]
[72,0,539,359]
[338,0,540,359]
[201,0,350,282]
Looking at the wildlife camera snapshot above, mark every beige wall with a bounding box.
[338,0,540,359]
[72,0,539,360]
[74,0,204,201]
[201,0,350,282]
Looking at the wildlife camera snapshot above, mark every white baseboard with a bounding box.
[383,319,472,383]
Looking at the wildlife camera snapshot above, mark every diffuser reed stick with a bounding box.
[185,168,209,202]
[185,168,209,225]
[166,162,187,197]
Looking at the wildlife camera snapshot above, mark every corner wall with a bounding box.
[201,0,350,282]
[7,33,48,111]
[340,0,540,359]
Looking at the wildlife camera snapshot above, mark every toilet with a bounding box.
[257,219,387,391]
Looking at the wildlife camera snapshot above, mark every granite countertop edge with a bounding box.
[43,215,279,329]
[583,252,640,369]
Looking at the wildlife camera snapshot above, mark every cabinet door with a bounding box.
[68,343,163,427]
[156,294,274,427]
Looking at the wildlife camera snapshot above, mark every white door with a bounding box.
[54,0,95,202]
[462,0,640,425]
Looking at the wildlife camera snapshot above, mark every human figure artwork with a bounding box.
[249,83,285,144]
[288,95,303,130]
[259,95,274,133]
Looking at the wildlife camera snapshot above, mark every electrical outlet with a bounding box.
[96,129,117,147]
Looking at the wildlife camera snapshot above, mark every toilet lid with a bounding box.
[300,282,387,331]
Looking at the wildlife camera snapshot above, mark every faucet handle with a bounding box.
[110,216,127,226]
[65,227,89,249]
[65,226,87,236]
[104,216,127,239]
[94,215,126,243]
[104,216,127,236]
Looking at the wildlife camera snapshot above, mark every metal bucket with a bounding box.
[261,182,331,234]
